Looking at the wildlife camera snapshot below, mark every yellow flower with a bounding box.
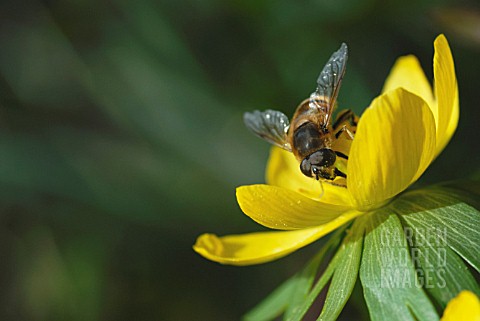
[194,35,458,266]
[440,291,480,321]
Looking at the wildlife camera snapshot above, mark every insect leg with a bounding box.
[334,168,347,178]
[333,109,357,130]
[334,125,355,140]
[334,150,349,160]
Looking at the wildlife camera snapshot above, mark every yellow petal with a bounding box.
[266,146,352,206]
[193,211,362,266]
[348,88,436,209]
[382,55,435,110]
[237,185,351,230]
[440,291,480,321]
[433,34,459,156]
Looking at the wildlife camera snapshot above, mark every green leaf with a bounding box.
[284,250,340,321]
[398,187,480,273]
[396,187,480,307]
[283,227,345,321]
[284,220,363,321]
[438,180,480,206]
[360,210,439,321]
[242,276,298,321]
[400,214,479,307]
[282,251,326,320]
[243,227,345,321]
[318,217,365,321]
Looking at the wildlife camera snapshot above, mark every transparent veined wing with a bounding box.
[310,43,348,125]
[243,109,292,151]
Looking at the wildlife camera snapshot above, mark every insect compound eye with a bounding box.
[300,158,313,177]
[309,148,336,167]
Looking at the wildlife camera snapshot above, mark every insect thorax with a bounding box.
[292,122,330,158]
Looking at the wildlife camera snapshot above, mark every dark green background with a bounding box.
[0,0,478,320]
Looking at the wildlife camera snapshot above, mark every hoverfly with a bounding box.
[244,43,358,187]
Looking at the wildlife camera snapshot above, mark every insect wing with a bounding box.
[243,109,292,151]
[311,43,348,124]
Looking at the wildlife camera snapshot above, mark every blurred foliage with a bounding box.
[0,0,478,320]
